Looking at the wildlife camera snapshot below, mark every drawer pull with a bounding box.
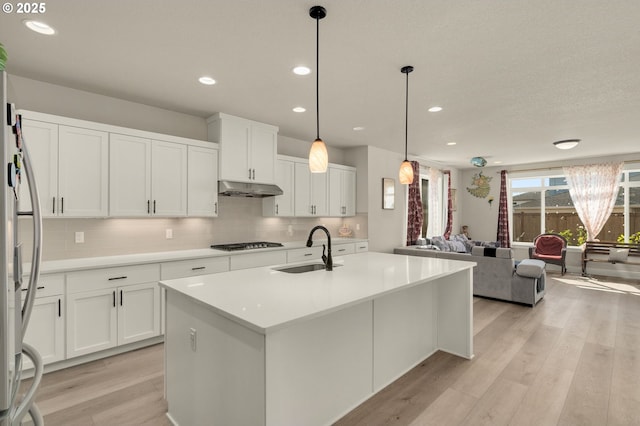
[108,276,128,281]
[191,267,206,271]
[304,253,313,256]
[338,248,346,252]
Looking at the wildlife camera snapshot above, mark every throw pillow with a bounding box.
[608,248,629,263]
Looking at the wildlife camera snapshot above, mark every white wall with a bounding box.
[362,146,407,253]
[7,75,207,141]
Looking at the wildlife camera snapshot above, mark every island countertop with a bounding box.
[160,251,476,333]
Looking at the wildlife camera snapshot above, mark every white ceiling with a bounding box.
[2,0,640,169]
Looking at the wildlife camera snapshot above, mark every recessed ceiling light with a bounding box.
[353,126,365,131]
[198,76,216,85]
[428,106,443,112]
[494,160,503,164]
[293,66,311,75]
[446,141,457,146]
[23,20,55,35]
[293,107,306,113]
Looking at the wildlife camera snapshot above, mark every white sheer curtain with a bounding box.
[563,162,623,241]
[426,168,445,237]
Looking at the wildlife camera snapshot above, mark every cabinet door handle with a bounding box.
[61,197,64,214]
[275,204,279,215]
[112,291,116,307]
[120,290,123,306]
[153,200,156,214]
[252,169,255,180]
[108,276,127,281]
[248,168,252,179]
[58,298,61,317]
[214,202,218,214]
[52,197,56,214]
[21,286,45,292]
[147,200,150,214]
[191,266,206,271]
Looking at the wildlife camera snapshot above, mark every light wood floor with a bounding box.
[21,273,640,426]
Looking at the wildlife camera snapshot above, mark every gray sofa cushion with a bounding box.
[516,259,545,278]
[471,246,512,259]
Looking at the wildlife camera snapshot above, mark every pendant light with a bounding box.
[399,65,414,185]
[308,5,328,173]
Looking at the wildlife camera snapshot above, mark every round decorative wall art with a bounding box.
[466,171,492,198]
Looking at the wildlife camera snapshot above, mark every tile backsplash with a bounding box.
[18,197,368,261]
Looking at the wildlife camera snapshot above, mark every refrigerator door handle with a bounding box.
[17,134,43,338]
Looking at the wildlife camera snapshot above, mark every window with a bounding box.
[510,167,640,245]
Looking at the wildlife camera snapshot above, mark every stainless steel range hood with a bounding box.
[218,180,283,198]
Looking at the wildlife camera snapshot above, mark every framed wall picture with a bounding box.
[382,178,395,209]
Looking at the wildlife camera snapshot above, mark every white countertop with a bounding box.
[160,252,475,334]
[31,238,367,274]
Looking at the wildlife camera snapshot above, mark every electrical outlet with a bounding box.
[75,231,84,243]
[166,229,173,239]
[189,328,197,352]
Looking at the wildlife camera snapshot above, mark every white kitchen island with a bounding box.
[160,251,475,426]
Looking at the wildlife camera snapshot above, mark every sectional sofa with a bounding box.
[394,245,546,306]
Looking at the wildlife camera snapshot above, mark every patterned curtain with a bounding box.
[406,161,423,245]
[496,170,511,248]
[563,162,623,241]
[443,170,453,239]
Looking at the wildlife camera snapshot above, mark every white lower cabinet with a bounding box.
[66,264,161,358]
[23,274,65,369]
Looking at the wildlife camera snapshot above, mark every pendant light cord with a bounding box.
[404,69,409,161]
[316,15,320,140]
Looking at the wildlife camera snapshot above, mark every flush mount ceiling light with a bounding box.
[399,65,415,185]
[308,5,329,173]
[198,76,216,85]
[353,126,365,131]
[293,66,311,75]
[553,139,580,150]
[446,141,457,146]
[470,156,487,167]
[293,106,306,113]
[23,20,56,35]
[428,106,442,112]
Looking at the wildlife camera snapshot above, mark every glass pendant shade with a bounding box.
[309,138,328,173]
[399,160,414,184]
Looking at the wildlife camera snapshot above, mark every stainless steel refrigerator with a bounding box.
[0,70,44,425]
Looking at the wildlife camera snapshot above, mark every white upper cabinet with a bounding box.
[18,119,58,217]
[207,113,278,184]
[20,120,109,217]
[294,162,328,217]
[188,145,219,217]
[329,166,356,217]
[20,120,108,218]
[110,136,188,217]
[263,158,294,217]
[151,140,188,216]
[58,126,109,217]
[109,133,152,216]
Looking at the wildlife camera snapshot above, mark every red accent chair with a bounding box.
[529,233,568,275]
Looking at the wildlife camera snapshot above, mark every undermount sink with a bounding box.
[273,263,343,274]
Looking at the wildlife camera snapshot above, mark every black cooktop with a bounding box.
[211,241,284,251]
